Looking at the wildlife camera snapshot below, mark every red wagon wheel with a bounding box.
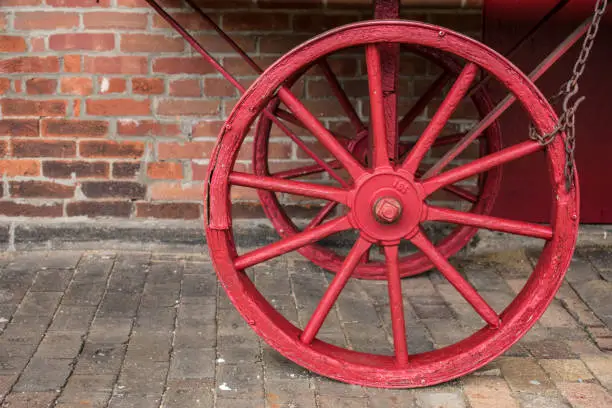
[253,47,502,279]
[205,21,579,387]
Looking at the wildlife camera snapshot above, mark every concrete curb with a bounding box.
[0,218,610,253]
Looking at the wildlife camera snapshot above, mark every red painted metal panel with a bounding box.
[484,0,612,223]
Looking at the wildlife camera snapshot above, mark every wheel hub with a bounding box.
[349,170,424,243]
[373,197,402,224]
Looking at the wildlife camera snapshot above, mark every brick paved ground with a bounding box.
[0,244,610,407]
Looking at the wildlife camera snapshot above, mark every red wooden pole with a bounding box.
[373,0,401,162]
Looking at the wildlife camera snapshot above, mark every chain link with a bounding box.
[529,0,608,190]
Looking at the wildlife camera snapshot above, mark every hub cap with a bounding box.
[349,170,424,243]
[373,197,403,224]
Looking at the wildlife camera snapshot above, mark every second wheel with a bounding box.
[253,46,502,279]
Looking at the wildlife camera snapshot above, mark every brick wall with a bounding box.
[0,0,482,223]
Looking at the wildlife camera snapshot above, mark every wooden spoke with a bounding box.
[277,87,366,180]
[366,44,391,168]
[319,59,366,133]
[410,231,500,327]
[229,172,349,204]
[427,206,553,239]
[402,63,479,174]
[300,237,371,344]
[422,141,543,197]
[234,216,352,270]
[398,72,452,136]
[306,202,339,230]
[384,245,409,366]
[272,161,342,180]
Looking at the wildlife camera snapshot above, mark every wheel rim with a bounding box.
[205,21,579,388]
[252,46,503,279]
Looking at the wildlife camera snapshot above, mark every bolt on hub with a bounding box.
[373,197,403,224]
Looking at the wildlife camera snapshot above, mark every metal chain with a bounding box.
[529,0,608,190]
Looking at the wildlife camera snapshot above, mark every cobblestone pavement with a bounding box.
[0,245,611,408]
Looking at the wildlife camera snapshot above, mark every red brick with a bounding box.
[112,162,140,179]
[0,202,62,217]
[26,78,57,95]
[326,0,372,8]
[0,120,39,137]
[50,33,115,51]
[42,119,108,138]
[231,202,267,219]
[63,55,81,73]
[60,77,93,95]
[12,139,76,158]
[309,58,358,76]
[80,140,145,158]
[149,182,203,201]
[230,186,259,201]
[73,100,82,117]
[118,0,181,7]
[152,12,219,30]
[43,160,109,179]
[1,99,66,117]
[169,79,201,97]
[83,12,148,29]
[147,162,183,179]
[203,78,236,97]
[84,56,147,75]
[10,181,74,198]
[67,201,132,217]
[0,141,7,157]
[258,0,322,9]
[242,142,290,160]
[193,162,249,179]
[308,78,368,98]
[193,34,257,54]
[117,120,181,138]
[222,56,278,76]
[259,33,312,54]
[0,13,6,30]
[116,0,145,5]
[153,57,216,75]
[0,57,60,74]
[30,37,46,52]
[120,34,184,53]
[86,99,150,116]
[158,141,215,160]
[223,12,290,31]
[0,78,9,95]
[191,121,224,137]
[14,12,79,30]
[98,78,127,94]
[47,0,111,6]
[132,77,164,95]
[81,181,145,199]
[296,140,335,159]
[0,160,40,176]
[136,202,200,219]
[0,36,27,53]
[191,162,208,180]
[302,99,347,118]
[292,14,357,33]
[219,98,241,114]
[156,99,218,117]
[0,0,42,5]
